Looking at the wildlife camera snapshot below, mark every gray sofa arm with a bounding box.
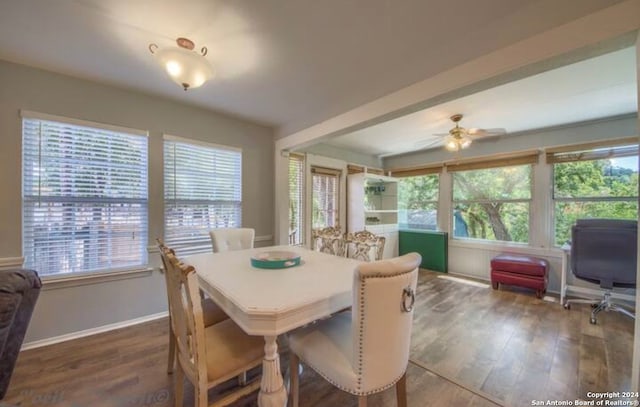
[0,269,41,400]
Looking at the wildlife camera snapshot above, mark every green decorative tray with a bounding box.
[251,251,301,269]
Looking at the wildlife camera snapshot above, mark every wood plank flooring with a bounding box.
[4,271,633,407]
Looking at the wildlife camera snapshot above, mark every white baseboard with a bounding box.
[21,311,168,351]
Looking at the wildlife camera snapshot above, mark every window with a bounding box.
[452,164,532,243]
[288,154,305,245]
[311,166,340,228]
[164,136,242,255]
[550,140,638,246]
[22,112,148,276]
[398,174,439,230]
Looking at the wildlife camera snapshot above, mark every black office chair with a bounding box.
[563,219,637,324]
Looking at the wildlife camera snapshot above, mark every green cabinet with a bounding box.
[399,230,448,273]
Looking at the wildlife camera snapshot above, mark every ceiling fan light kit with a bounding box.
[437,113,505,152]
[149,37,214,91]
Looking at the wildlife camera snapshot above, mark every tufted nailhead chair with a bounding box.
[288,252,421,407]
[209,228,255,253]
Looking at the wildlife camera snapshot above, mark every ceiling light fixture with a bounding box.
[149,37,214,91]
[443,114,472,152]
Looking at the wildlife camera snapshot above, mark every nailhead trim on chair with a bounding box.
[299,356,406,396]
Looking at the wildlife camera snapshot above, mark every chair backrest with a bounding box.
[571,219,638,289]
[346,230,386,261]
[209,228,255,252]
[158,241,208,387]
[351,252,421,393]
[312,226,346,256]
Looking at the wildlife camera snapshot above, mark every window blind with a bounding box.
[546,137,638,163]
[164,136,242,256]
[22,115,148,276]
[288,153,305,245]
[312,167,340,228]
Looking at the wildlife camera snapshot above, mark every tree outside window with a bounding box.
[398,174,439,230]
[452,165,532,243]
[553,154,638,246]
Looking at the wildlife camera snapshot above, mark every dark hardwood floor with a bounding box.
[4,271,633,407]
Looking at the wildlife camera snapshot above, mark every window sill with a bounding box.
[41,267,154,291]
[448,239,564,258]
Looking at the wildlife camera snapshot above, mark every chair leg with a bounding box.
[358,395,367,407]
[174,362,184,407]
[289,353,300,407]
[167,328,176,374]
[238,371,247,386]
[195,380,208,407]
[395,373,407,407]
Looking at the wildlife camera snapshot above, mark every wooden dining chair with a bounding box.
[288,253,421,407]
[345,230,386,262]
[157,239,229,374]
[209,228,255,252]
[159,244,264,407]
[312,226,346,257]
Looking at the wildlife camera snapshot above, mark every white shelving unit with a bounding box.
[347,172,399,259]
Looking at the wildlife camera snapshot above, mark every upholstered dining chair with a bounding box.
[159,243,264,407]
[157,239,229,374]
[209,228,255,252]
[345,230,386,262]
[312,226,346,257]
[288,252,421,407]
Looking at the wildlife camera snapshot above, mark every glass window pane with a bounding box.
[453,165,531,201]
[398,174,439,230]
[312,172,339,228]
[554,201,638,246]
[554,158,638,199]
[453,202,530,243]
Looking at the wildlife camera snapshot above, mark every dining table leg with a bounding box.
[258,335,288,407]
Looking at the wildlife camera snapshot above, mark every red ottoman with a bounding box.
[490,253,548,298]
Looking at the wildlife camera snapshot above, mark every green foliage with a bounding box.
[453,165,531,242]
[553,159,638,245]
[398,175,439,209]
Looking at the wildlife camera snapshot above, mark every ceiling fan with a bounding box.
[422,114,506,152]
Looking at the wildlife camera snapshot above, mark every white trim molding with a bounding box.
[0,257,24,270]
[255,234,274,242]
[21,311,169,351]
[41,267,154,291]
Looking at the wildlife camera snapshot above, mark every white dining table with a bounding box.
[185,245,361,407]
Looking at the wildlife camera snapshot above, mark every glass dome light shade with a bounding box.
[460,135,472,149]
[154,47,214,90]
[444,135,460,152]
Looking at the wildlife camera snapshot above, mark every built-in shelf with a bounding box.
[347,172,399,259]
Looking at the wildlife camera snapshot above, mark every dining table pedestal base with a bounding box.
[258,335,288,407]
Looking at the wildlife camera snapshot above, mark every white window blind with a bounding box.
[22,114,148,276]
[164,136,242,256]
[311,167,340,228]
[288,154,305,245]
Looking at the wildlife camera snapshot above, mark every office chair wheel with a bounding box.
[590,316,597,325]
[563,303,570,310]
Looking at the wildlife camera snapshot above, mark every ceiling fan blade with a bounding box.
[467,128,506,137]
[414,138,444,150]
[432,132,450,137]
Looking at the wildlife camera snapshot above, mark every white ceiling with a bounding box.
[325,47,638,157]
[0,0,628,136]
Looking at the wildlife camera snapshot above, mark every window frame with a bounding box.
[21,110,149,278]
[450,163,534,244]
[549,139,638,247]
[311,166,341,229]
[163,134,243,256]
[288,153,305,246]
[397,173,440,231]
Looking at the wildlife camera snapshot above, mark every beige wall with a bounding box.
[0,60,275,343]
